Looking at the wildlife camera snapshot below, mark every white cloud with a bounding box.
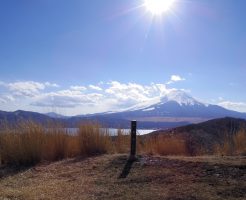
[7,81,46,97]
[70,85,87,91]
[151,83,169,96]
[0,98,5,104]
[32,90,103,108]
[89,85,102,91]
[44,82,60,88]
[0,80,190,115]
[167,75,185,84]
[218,101,246,112]
[106,81,148,103]
[0,95,15,104]
[104,81,172,109]
[31,81,174,111]
[0,81,60,97]
[2,79,246,116]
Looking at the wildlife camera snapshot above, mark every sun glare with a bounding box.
[144,0,175,15]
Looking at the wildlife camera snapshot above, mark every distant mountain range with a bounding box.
[45,112,69,119]
[78,90,246,128]
[0,110,57,127]
[1,91,246,129]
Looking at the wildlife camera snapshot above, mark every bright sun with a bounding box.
[144,0,175,15]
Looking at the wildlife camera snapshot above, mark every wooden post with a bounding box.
[129,120,137,160]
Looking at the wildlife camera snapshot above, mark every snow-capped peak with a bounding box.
[160,90,202,106]
[122,90,204,113]
[123,97,161,112]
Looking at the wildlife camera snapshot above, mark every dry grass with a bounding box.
[77,123,112,156]
[1,120,245,167]
[42,129,70,161]
[215,129,246,156]
[142,135,188,156]
[0,122,44,166]
[0,121,133,167]
[0,154,245,200]
[1,122,246,199]
[141,128,246,157]
[0,122,113,166]
[233,129,246,155]
[114,129,130,153]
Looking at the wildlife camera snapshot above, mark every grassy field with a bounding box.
[0,121,246,199]
[0,154,245,200]
[1,121,246,167]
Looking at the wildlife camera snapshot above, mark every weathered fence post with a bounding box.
[129,120,137,160]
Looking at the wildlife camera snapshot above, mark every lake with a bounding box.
[66,128,156,136]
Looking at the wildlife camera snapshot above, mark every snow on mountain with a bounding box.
[125,97,161,112]
[142,107,155,112]
[159,90,203,106]
[90,90,205,115]
[124,90,205,113]
[45,112,68,119]
[1,89,246,129]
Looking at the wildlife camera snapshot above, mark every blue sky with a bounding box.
[0,0,246,115]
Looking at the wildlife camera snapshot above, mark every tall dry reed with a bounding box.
[77,123,112,156]
[114,129,130,153]
[0,121,44,166]
[142,135,188,156]
[214,128,246,156]
[0,121,112,166]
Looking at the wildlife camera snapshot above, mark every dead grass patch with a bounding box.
[142,135,188,156]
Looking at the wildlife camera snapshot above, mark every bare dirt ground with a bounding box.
[0,154,245,200]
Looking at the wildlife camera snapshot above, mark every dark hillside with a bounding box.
[148,117,246,154]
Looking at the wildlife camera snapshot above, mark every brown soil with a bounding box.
[0,155,245,200]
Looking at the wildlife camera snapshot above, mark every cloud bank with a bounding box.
[218,101,246,112]
[0,79,180,114]
[0,76,245,115]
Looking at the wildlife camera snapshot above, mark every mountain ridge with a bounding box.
[0,91,246,129]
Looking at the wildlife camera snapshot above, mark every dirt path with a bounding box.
[0,155,245,200]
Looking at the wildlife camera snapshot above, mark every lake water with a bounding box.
[107,128,156,136]
[66,128,156,136]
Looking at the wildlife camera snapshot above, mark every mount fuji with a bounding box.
[1,90,246,129]
[77,90,246,128]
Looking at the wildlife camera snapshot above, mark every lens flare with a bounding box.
[144,0,175,15]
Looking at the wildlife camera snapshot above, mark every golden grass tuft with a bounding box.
[77,123,112,156]
[143,135,188,156]
[42,129,69,161]
[0,121,44,166]
[2,120,245,167]
[114,129,130,153]
[0,121,112,166]
[233,129,246,155]
[214,128,246,156]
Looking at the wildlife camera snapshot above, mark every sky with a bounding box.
[0,0,246,115]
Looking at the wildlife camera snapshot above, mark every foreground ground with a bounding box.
[0,155,246,200]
